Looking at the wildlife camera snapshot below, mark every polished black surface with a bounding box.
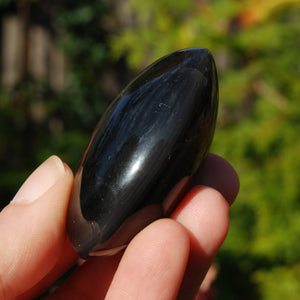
[67,48,219,258]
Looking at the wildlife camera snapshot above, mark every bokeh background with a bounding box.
[0,0,299,299]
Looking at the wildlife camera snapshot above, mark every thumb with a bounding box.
[0,156,73,299]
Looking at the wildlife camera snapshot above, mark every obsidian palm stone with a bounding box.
[67,48,219,258]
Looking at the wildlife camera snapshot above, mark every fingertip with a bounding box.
[173,186,229,257]
[106,219,190,299]
[122,218,190,280]
[11,155,73,205]
[127,218,190,263]
[195,153,240,205]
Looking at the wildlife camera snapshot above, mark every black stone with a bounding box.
[67,48,219,258]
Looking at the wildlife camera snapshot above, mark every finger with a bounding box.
[0,156,74,299]
[172,186,230,299]
[48,252,123,300]
[174,153,239,298]
[106,219,190,300]
[51,219,190,300]
[20,236,78,299]
[194,153,240,205]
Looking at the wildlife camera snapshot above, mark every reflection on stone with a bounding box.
[67,48,219,258]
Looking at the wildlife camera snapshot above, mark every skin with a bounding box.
[0,153,239,300]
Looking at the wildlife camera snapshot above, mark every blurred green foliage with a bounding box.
[0,0,299,299]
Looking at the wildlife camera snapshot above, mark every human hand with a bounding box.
[0,153,239,299]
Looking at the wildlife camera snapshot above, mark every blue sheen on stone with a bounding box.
[67,48,219,258]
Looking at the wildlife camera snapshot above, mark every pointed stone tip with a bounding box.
[177,47,213,59]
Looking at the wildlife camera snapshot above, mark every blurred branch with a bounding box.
[16,0,30,80]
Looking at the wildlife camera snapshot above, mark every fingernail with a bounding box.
[11,155,67,204]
